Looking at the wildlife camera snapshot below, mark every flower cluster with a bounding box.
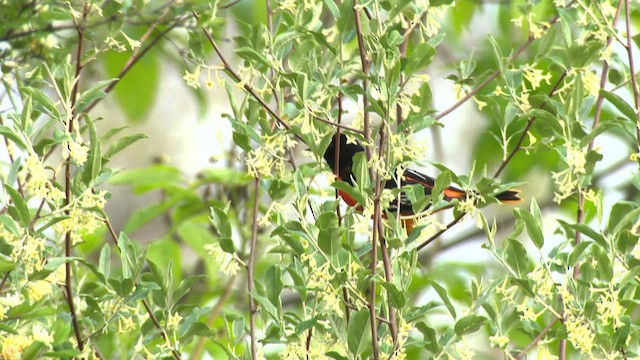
[53,190,108,245]
[204,242,241,276]
[246,133,297,178]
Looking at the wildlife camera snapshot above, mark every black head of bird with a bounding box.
[323,133,364,184]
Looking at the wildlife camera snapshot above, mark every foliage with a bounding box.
[0,0,640,359]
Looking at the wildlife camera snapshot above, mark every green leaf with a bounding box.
[488,34,505,75]
[429,280,456,319]
[513,201,544,248]
[503,238,531,276]
[98,244,111,280]
[0,253,15,272]
[0,125,27,149]
[347,309,370,356]
[405,43,436,76]
[104,49,159,123]
[317,212,342,257]
[105,133,147,159]
[118,232,136,279]
[265,265,283,309]
[210,204,232,239]
[600,90,636,123]
[4,184,30,226]
[295,316,318,335]
[352,152,370,192]
[331,181,366,208]
[109,165,184,193]
[21,87,59,118]
[82,115,102,185]
[173,275,206,304]
[568,241,591,266]
[454,314,486,336]
[76,78,117,114]
[416,322,439,354]
[147,239,182,284]
[613,316,631,350]
[323,0,340,19]
[252,292,280,321]
[198,168,253,187]
[593,246,612,281]
[379,282,406,308]
[432,171,452,201]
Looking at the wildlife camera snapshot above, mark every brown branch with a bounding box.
[623,0,640,151]
[0,271,9,294]
[83,16,183,114]
[516,318,559,359]
[376,129,398,343]
[434,9,567,121]
[219,0,243,9]
[335,91,352,322]
[311,114,365,135]
[493,69,568,178]
[353,1,379,358]
[247,178,261,359]
[65,2,91,351]
[0,16,118,42]
[416,213,465,252]
[194,12,298,139]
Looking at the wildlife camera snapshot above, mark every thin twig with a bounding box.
[83,16,183,114]
[353,1,379,358]
[434,9,567,121]
[493,69,568,178]
[623,0,640,151]
[65,2,91,351]
[247,178,261,359]
[311,114,365,135]
[219,0,243,9]
[516,318,559,359]
[102,215,182,359]
[376,128,398,343]
[335,91,352,322]
[416,213,465,252]
[194,12,298,139]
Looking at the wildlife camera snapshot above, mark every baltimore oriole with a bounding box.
[323,133,521,233]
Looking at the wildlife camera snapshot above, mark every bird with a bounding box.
[323,133,521,233]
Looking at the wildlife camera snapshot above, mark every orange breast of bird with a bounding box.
[337,189,363,210]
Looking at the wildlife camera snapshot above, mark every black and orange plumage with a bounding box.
[323,133,521,232]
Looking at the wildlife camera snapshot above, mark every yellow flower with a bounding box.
[183,67,201,89]
[565,314,594,355]
[489,333,510,349]
[1,334,33,359]
[167,312,182,331]
[596,286,623,328]
[581,69,600,97]
[537,345,558,360]
[204,243,240,276]
[523,65,552,90]
[19,153,49,198]
[63,131,89,166]
[121,31,141,51]
[516,298,539,322]
[27,280,52,302]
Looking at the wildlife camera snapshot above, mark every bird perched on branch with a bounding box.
[323,133,521,233]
